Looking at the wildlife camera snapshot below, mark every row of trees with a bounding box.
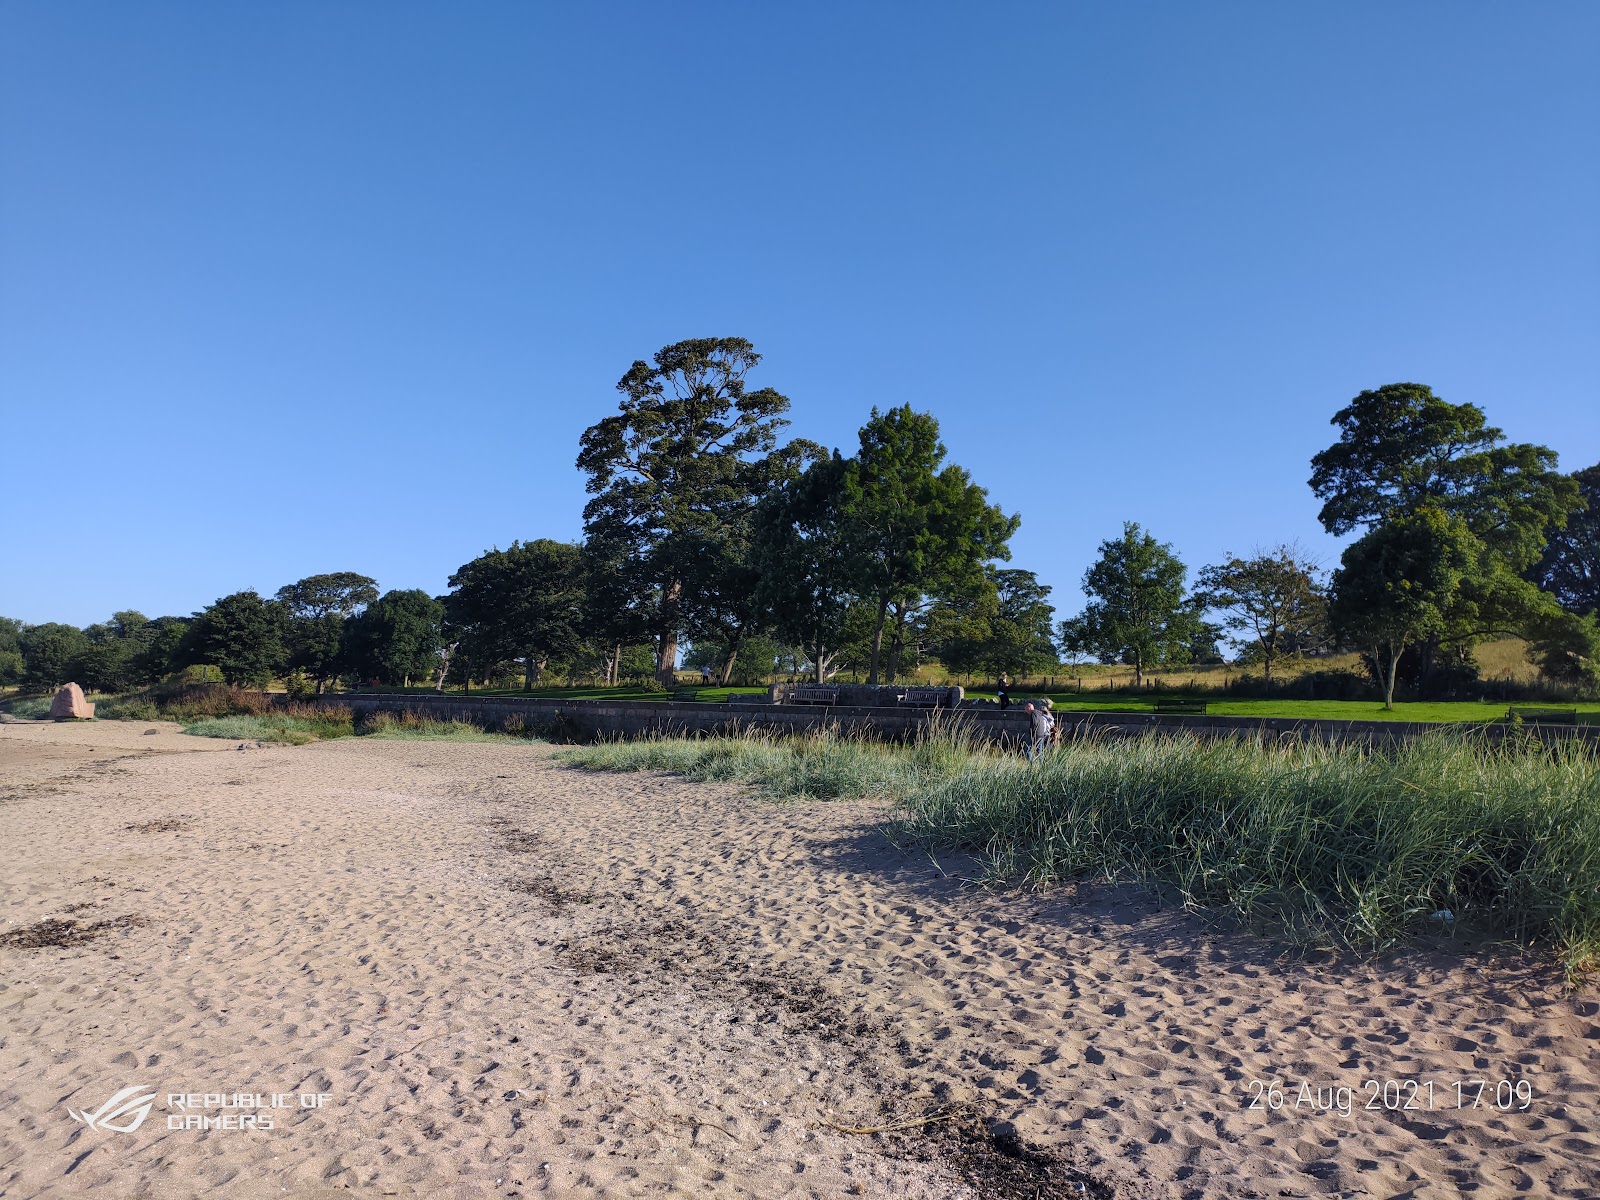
[1053,384,1599,707]
[3,352,1595,705]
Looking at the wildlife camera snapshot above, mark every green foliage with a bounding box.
[1310,385,1584,697]
[18,622,90,690]
[1196,544,1327,683]
[341,589,445,686]
[569,728,1600,976]
[1530,462,1599,617]
[837,405,1018,683]
[1330,509,1479,709]
[274,573,378,691]
[1309,383,1579,568]
[930,567,1057,680]
[577,337,820,683]
[754,453,863,683]
[0,617,22,685]
[1059,523,1198,685]
[185,591,287,687]
[447,540,586,690]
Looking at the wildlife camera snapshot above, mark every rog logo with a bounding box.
[67,1085,158,1133]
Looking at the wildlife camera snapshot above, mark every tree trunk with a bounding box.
[608,643,621,688]
[1133,650,1144,689]
[867,594,889,685]
[1380,641,1400,710]
[657,580,682,685]
[719,641,740,686]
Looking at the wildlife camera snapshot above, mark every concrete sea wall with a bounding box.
[287,693,1598,748]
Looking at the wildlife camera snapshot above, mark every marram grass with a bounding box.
[563,727,1600,976]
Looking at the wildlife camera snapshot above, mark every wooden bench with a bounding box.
[897,690,946,709]
[1154,699,1209,715]
[1506,705,1578,725]
[790,687,841,706]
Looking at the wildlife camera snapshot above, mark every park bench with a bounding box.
[897,688,947,709]
[790,686,841,706]
[1154,699,1209,715]
[1506,705,1578,725]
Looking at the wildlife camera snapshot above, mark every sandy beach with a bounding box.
[1,720,1596,1199]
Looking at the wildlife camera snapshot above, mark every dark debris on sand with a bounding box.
[0,914,148,950]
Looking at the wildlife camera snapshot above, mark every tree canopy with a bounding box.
[576,337,819,683]
[446,540,585,690]
[837,405,1018,683]
[1060,523,1197,686]
[1329,508,1478,709]
[1195,545,1326,684]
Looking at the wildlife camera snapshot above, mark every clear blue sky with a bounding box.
[3,2,1596,629]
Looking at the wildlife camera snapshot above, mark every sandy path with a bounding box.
[0,722,1596,1199]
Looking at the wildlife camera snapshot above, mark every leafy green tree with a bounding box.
[342,590,445,686]
[836,406,1018,684]
[1308,383,1578,558]
[1530,462,1599,616]
[1195,545,1326,684]
[0,617,23,685]
[1059,523,1198,687]
[578,537,652,686]
[19,622,89,690]
[186,592,287,687]
[1309,384,1582,694]
[446,540,585,690]
[577,338,820,684]
[929,568,1056,681]
[754,453,862,683]
[275,573,379,693]
[70,611,155,692]
[981,569,1059,679]
[133,616,192,684]
[1329,508,1479,709]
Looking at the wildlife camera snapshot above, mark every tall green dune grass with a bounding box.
[564,727,1600,975]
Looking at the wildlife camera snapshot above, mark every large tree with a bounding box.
[0,617,23,686]
[446,540,585,691]
[1195,545,1326,685]
[929,567,1057,682]
[838,405,1018,684]
[1060,523,1198,686]
[1329,508,1478,709]
[18,622,90,691]
[275,573,379,693]
[577,338,819,685]
[1529,462,1599,616]
[342,589,445,687]
[186,591,287,687]
[1308,384,1582,692]
[754,453,862,684]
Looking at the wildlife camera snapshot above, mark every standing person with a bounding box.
[997,673,1011,710]
[1023,701,1052,762]
[700,664,712,685]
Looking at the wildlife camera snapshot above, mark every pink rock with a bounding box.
[49,682,95,720]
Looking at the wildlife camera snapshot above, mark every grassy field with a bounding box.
[564,727,1600,977]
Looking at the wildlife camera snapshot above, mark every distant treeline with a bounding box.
[3,341,1596,708]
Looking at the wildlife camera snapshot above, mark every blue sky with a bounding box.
[3,2,1596,629]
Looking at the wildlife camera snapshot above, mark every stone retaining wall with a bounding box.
[286,693,1598,748]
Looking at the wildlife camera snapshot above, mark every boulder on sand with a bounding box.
[49,683,95,720]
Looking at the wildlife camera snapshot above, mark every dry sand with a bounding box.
[0,720,1596,1199]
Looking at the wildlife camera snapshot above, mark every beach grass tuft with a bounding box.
[564,727,1600,975]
